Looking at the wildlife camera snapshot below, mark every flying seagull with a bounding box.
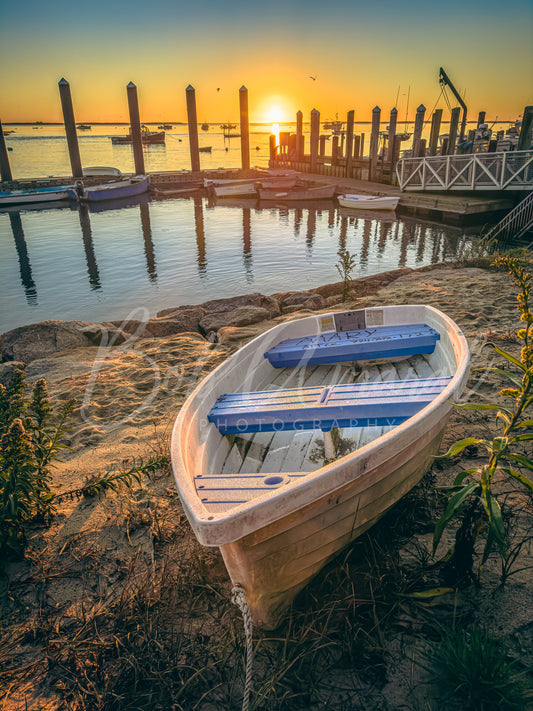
[309,75,317,81]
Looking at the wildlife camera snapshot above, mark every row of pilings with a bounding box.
[0,79,252,182]
[2,80,532,186]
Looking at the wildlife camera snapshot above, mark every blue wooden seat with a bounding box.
[208,377,452,435]
[264,323,440,368]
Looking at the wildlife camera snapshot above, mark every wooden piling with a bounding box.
[58,78,82,178]
[310,109,320,171]
[319,135,326,157]
[296,111,303,160]
[353,135,361,160]
[239,86,250,171]
[345,110,354,177]
[126,82,145,176]
[0,120,12,182]
[387,108,397,164]
[332,135,339,164]
[428,108,442,156]
[477,111,486,127]
[269,134,277,162]
[447,106,461,155]
[411,104,426,158]
[186,85,200,172]
[369,106,380,181]
[517,106,533,151]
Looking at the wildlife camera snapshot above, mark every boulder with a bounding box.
[197,293,280,317]
[0,320,125,364]
[199,306,271,333]
[0,361,26,386]
[145,307,206,336]
[277,291,326,311]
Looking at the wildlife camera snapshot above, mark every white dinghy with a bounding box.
[171,305,469,629]
[337,193,399,210]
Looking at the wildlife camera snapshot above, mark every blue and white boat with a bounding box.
[0,185,73,207]
[68,175,150,202]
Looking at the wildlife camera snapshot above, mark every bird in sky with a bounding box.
[309,75,317,81]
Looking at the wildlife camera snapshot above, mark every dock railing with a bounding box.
[483,190,533,243]
[396,150,533,192]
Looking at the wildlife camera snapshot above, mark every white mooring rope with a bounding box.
[231,583,254,711]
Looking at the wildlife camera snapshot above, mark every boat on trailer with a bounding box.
[171,305,470,629]
[337,193,399,211]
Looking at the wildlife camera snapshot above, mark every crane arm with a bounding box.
[439,67,468,142]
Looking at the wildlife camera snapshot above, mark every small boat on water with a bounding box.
[68,175,150,202]
[158,124,173,130]
[337,193,399,211]
[111,126,165,145]
[82,166,123,177]
[258,183,336,201]
[171,305,469,629]
[199,146,212,153]
[201,123,209,131]
[0,185,73,207]
[77,123,91,130]
[207,176,298,199]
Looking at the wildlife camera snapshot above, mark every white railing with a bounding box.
[396,150,533,192]
[484,191,533,243]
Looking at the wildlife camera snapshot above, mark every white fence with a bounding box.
[396,150,533,192]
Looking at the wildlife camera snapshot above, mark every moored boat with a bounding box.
[207,176,298,199]
[82,166,123,177]
[199,146,212,153]
[258,183,336,201]
[111,126,165,144]
[337,193,399,211]
[0,184,73,207]
[171,304,469,629]
[68,175,150,202]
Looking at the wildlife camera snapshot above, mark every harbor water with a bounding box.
[1,124,486,333]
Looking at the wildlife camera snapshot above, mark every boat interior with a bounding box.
[196,348,452,515]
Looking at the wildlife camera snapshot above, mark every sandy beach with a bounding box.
[1,261,532,710]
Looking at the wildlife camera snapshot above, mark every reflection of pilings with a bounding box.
[294,208,302,235]
[242,207,252,281]
[139,202,157,281]
[360,219,372,267]
[306,209,316,254]
[416,225,427,263]
[328,207,335,229]
[339,216,348,252]
[399,222,417,267]
[9,213,37,303]
[78,204,101,290]
[377,220,388,255]
[432,233,443,263]
[193,196,206,275]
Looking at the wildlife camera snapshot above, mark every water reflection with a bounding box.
[78,204,102,290]
[2,194,480,334]
[9,213,37,304]
[193,195,206,276]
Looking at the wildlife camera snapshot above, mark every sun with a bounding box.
[268,106,283,122]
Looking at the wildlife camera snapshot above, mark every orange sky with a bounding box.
[1,1,532,124]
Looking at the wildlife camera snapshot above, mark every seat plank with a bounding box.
[208,377,452,435]
[264,323,440,368]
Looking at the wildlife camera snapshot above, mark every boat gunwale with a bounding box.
[171,304,470,546]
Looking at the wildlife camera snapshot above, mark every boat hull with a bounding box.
[0,186,72,206]
[69,176,150,202]
[258,184,336,201]
[220,419,445,628]
[338,193,399,210]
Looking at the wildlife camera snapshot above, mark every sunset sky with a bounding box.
[1,0,532,124]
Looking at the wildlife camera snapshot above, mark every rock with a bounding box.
[217,322,274,344]
[199,306,271,333]
[277,291,326,311]
[325,295,344,306]
[0,321,124,364]
[196,293,280,317]
[145,307,206,336]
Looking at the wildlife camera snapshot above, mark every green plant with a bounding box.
[336,249,357,301]
[0,370,76,557]
[433,256,533,581]
[428,626,532,710]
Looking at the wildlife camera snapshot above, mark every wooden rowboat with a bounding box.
[258,184,336,201]
[337,193,399,210]
[171,305,470,629]
[68,175,150,202]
